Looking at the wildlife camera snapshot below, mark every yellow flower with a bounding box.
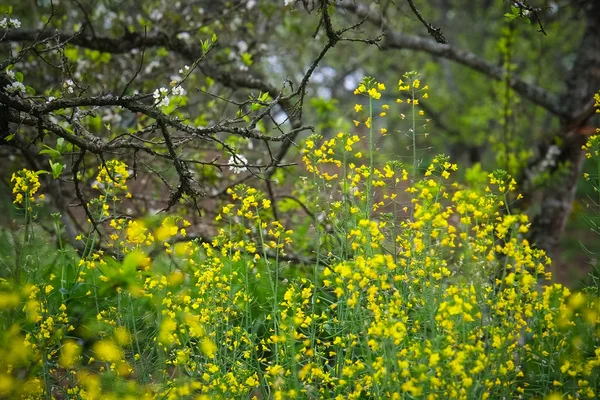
[368,88,381,100]
[354,104,363,112]
[60,341,81,368]
[11,169,41,205]
[93,341,122,363]
[353,84,366,95]
[201,338,217,358]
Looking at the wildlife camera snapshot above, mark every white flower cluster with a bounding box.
[0,17,21,29]
[154,87,170,107]
[172,86,185,96]
[5,81,25,94]
[64,79,75,94]
[153,85,186,108]
[228,154,248,174]
[176,32,191,41]
[3,68,25,94]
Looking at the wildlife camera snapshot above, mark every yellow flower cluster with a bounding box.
[582,135,600,161]
[11,168,42,206]
[93,159,131,197]
[354,79,385,99]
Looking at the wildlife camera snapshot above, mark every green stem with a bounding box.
[366,96,374,219]
[411,87,417,221]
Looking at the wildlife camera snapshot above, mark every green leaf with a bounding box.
[122,251,146,274]
[49,160,65,179]
[64,47,79,62]
[15,72,23,83]
[211,33,218,43]
[39,149,61,159]
[241,52,253,66]
[39,144,61,159]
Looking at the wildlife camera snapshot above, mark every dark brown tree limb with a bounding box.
[405,0,448,43]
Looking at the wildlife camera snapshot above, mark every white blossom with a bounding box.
[156,96,169,107]
[228,154,248,174]
[0,18,18,29]
[0,17,21,29]
[153,87,170,107]
[5,69,15,79]
[172,86,186,96]
[64,79,75,94]
[149,10,163,20]
[5,81,26,94]
[237,41,248,53]
[178,65,190,74]
[176,32,191,41]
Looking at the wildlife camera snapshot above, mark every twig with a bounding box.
[405,0,448,44]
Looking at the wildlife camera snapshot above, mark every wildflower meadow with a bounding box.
[1,73,600,400]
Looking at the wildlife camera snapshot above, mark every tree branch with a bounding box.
[336,0,566,118]
[405,0,448,44]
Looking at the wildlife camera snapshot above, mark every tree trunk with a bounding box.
[529,1,600,258]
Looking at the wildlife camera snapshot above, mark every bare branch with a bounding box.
[405,0,448,44]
